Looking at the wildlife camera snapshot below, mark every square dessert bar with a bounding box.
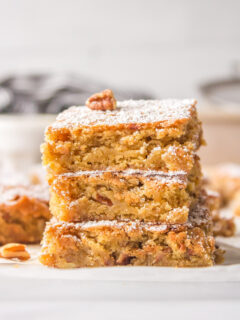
[205,163,240,216]
[205,163,240,205]
[212,212,236,237]
[40,200,223,268]
[42,99,203,182]
[205,189,236,237]
[50,169,201,224]
[0,184,50,244]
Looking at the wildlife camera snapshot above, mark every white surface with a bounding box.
[1,300,240,320]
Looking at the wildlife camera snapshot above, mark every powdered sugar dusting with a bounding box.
[0,184,49,204]
[50,200,210,233]
[50,99,197,128]
[166,145,189,156]
[60,169,188,185]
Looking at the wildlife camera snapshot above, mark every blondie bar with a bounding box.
[205,189,236,237]
[39,200,222,268]
[50,169,201,224]
[205,163,240,216]
[212,212,236,237]
[0,184,50,244]
[42,99,203,182]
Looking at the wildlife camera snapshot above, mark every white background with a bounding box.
[0,0,239,97]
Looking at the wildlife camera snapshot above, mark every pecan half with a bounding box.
[86,89,116,111]
[0,243,30,261]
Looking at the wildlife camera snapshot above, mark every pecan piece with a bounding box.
[116,253,134,265]
[0,243,30,261]
[86,89,116,111]
[96,194,113,206]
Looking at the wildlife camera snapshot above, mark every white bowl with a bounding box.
[0,114,56,170]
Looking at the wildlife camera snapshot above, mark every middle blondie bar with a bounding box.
[50,169,202,224]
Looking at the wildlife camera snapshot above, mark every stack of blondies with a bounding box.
[40,89,222,268]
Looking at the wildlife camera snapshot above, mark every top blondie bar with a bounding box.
[42,90,203,181]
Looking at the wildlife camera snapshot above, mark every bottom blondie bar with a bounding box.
[40,202,222,268]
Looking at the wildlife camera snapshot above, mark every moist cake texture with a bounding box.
[50,169,201,224]
[40,200,222,268]
[0,184,50,244]
[42,99,203,182]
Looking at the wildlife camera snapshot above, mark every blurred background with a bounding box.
[0,0,240,167]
